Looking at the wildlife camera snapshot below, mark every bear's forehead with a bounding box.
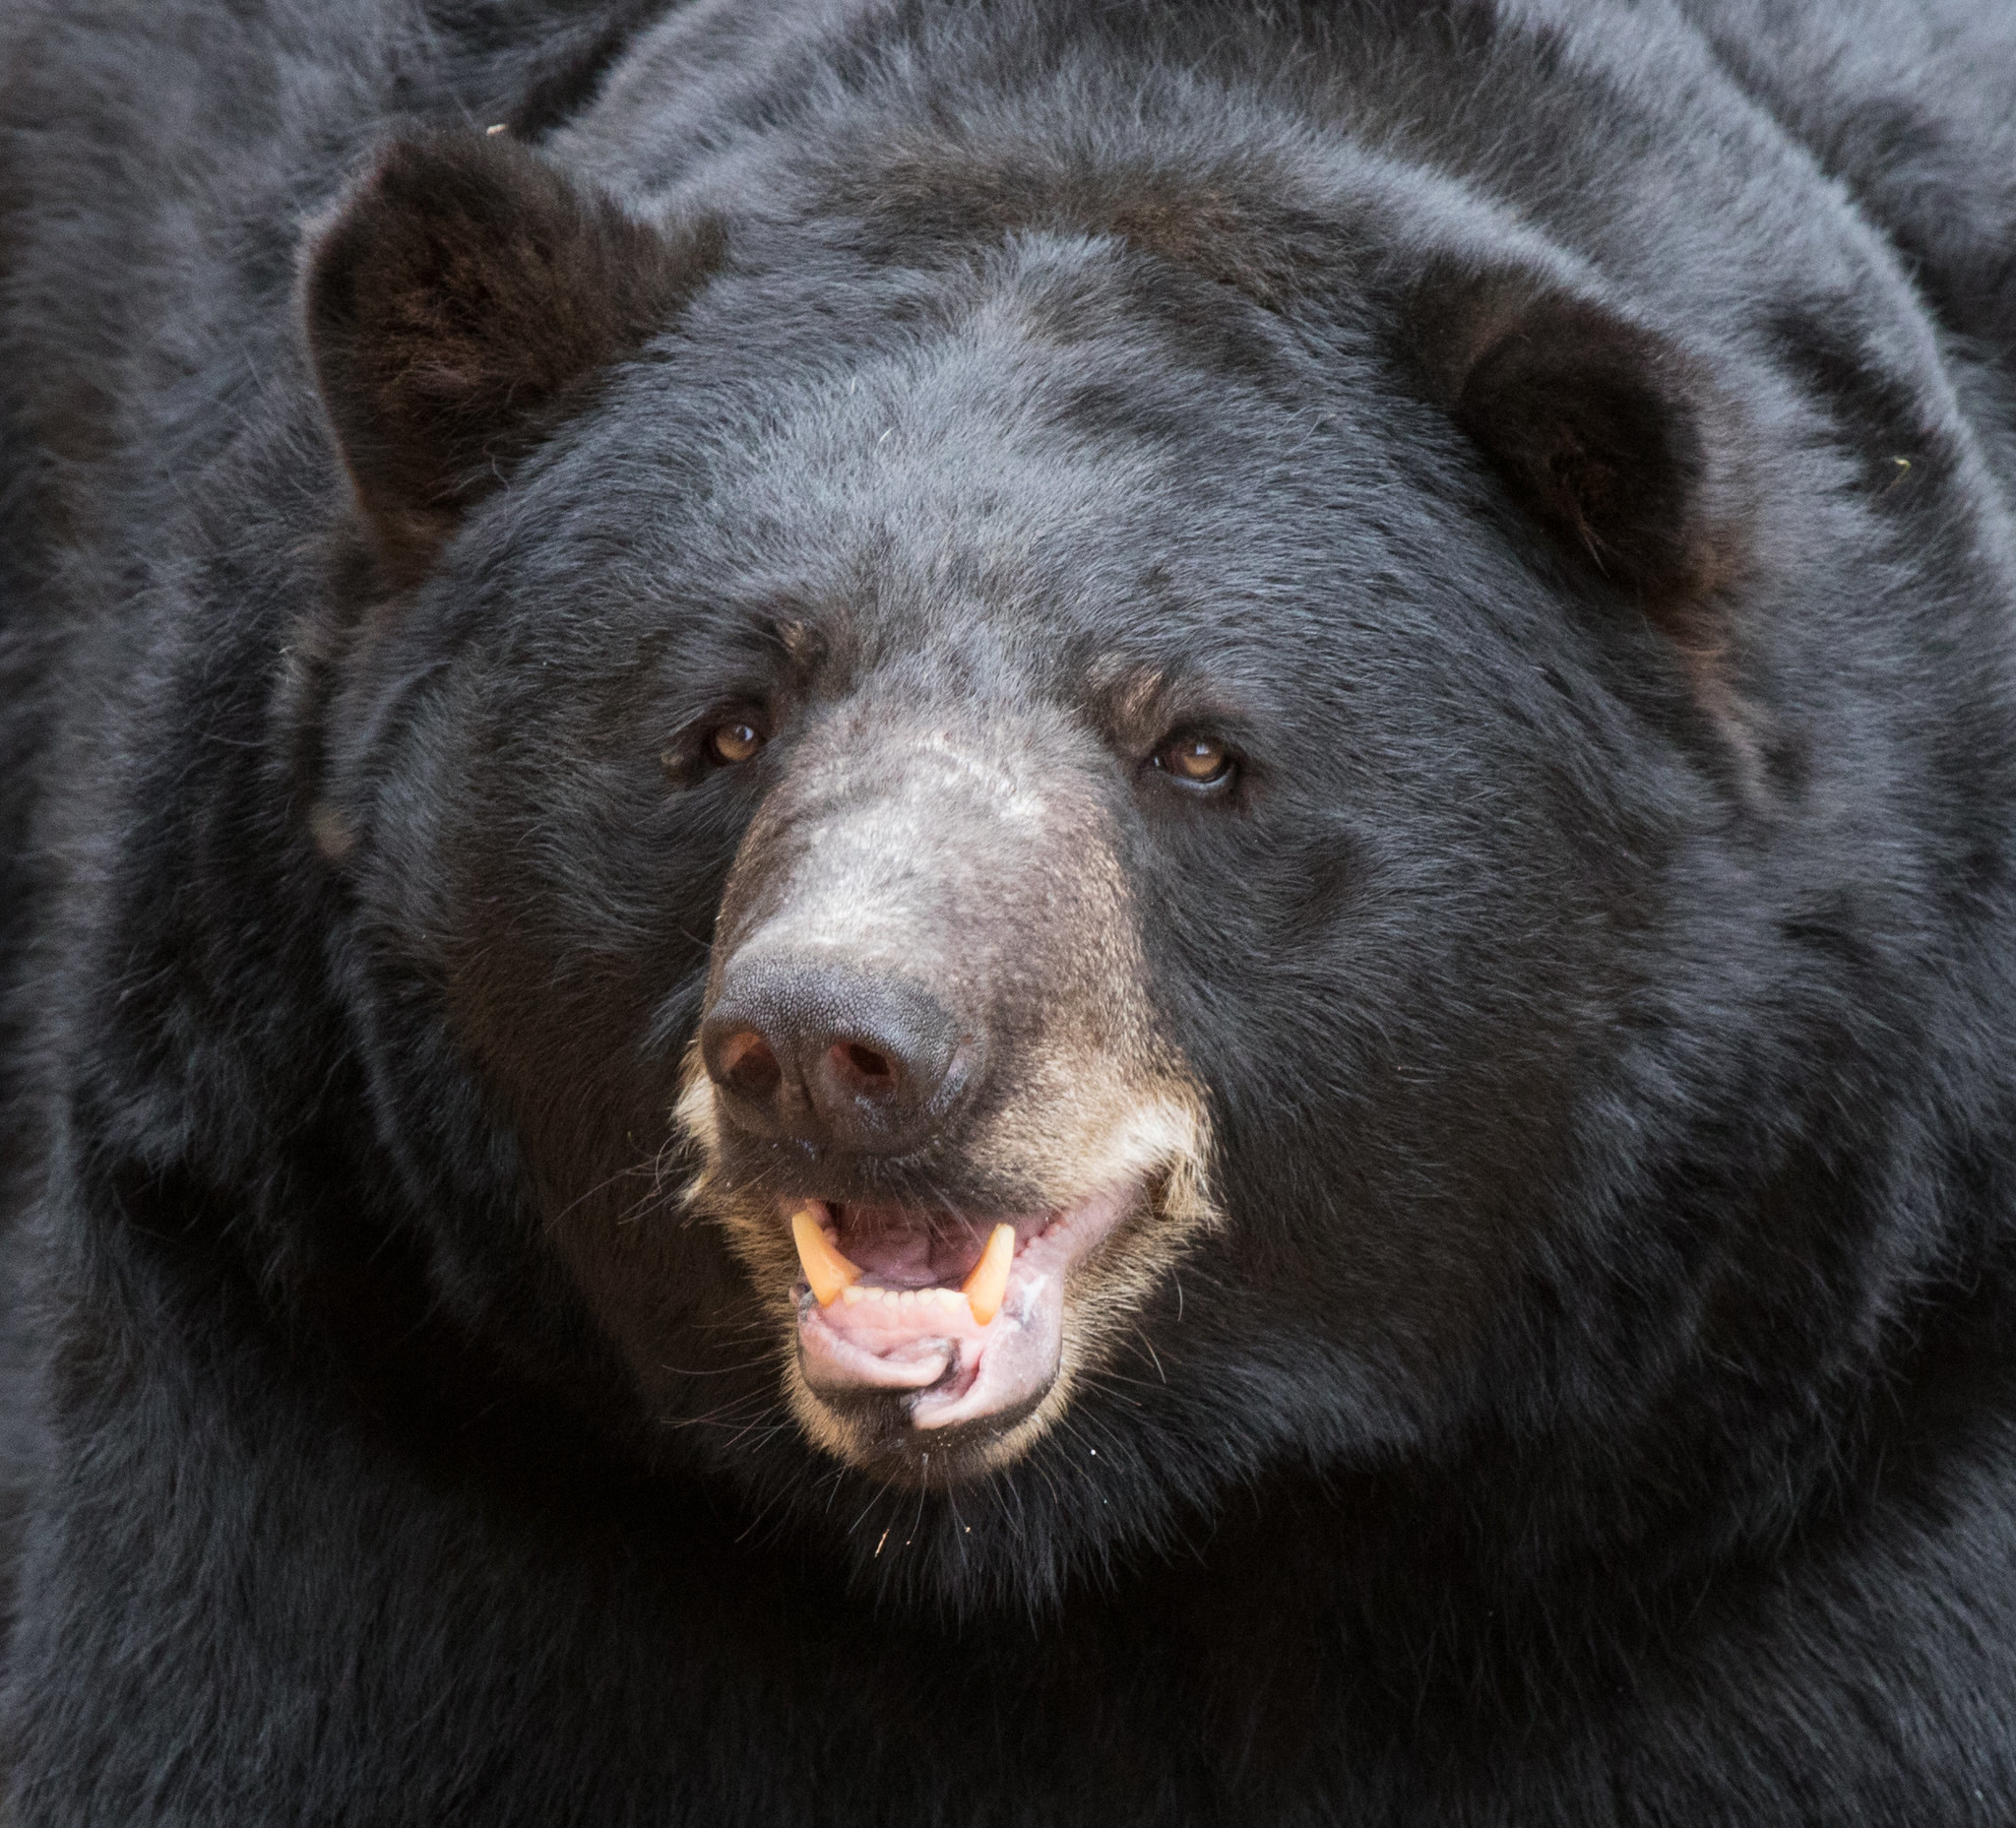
[474,236,1442,711]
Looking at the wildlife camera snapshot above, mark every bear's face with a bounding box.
[306,134,1748,1577]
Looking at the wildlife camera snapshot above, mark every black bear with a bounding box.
[4,0,2016,1819]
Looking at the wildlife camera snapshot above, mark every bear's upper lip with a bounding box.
[789,1184,1144,1432]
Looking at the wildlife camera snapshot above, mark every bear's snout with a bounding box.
[672,706,1222,1476]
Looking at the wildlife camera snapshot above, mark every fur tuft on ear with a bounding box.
[304,132,725,587]
[1410,267,1745,609]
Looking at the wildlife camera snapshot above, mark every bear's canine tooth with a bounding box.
[790,1205,861,1306]
[962,1224,1016,1325]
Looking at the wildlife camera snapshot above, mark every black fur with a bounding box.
[4,0,2016,1820]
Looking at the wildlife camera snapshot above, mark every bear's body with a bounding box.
[4,0,2016,1820]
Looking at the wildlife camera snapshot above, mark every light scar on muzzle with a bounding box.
[675,713,1221,1476]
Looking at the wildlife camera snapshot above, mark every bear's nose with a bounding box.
[699,961,970,1155]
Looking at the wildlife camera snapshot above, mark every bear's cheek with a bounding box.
[367,732,746,1370]
[1121,767,1622,1393]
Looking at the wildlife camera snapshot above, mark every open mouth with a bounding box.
[788,1183,1145,1434]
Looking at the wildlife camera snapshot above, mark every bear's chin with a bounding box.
[791,1386,1054,1490]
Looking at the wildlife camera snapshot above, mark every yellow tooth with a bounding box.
[962,1223,1016,1325]
[791,1205,862,1306]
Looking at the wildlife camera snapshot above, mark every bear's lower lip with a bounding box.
[789,1184,1143,1432]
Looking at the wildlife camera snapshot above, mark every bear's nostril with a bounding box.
[840,1041,895,1084]
[718,1030,782,1100]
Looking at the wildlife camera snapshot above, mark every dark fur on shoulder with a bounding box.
[3,0,2016,1821]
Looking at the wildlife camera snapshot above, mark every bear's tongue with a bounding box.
[788,1189,1137,1431]
[821,1202,1003,1290]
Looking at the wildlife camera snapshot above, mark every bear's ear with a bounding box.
[304,132,724,589]
[1408,266,1744,612]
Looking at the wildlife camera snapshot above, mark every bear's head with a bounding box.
[296,127,1847,1606]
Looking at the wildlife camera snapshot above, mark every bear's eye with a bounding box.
[1153,733,1235,789]
[705,720,768,766]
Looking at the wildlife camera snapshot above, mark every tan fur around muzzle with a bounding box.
[672,710,1224,1476]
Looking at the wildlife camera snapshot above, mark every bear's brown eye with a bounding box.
[706,720,767,766]
[1153,734,1234,789]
